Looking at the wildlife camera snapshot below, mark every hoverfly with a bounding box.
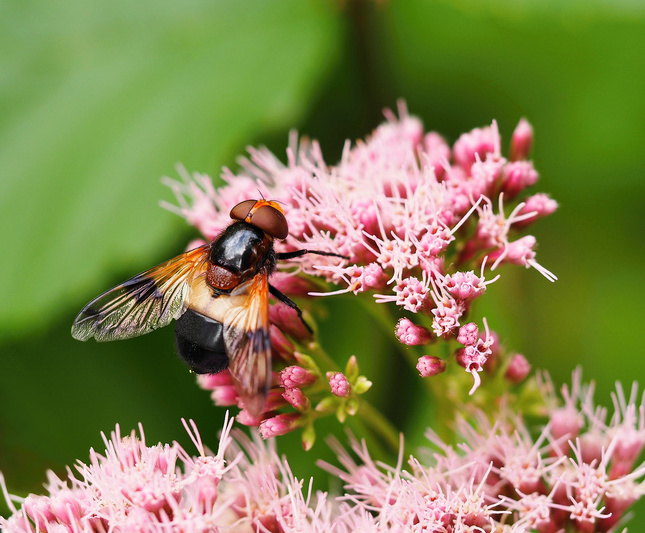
[72,199,345,417]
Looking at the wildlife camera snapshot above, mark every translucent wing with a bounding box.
[222,274,272,418]
[72,244,210,342]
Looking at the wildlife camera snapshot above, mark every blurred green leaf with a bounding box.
[0,0,341,340]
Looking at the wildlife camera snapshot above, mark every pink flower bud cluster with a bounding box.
[197,331,370,446]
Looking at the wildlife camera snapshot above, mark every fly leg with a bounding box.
[269,284,313,333]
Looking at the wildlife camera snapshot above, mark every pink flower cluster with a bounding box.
[197,346,371,450]
[1,417,235,532]
[326,372,645,532]
[3,372,644,532]
[163,102,556,395]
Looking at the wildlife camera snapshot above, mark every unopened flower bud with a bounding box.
[509,118,533,161]
[550,406,584,442]
[197,371,233,389]
[505,353,531,384]
[270,325,295,362]
[283,387,310,411]
[269,304,313,342]
[453,122,501,172]
[423,131,451,179]
[259,412,303,438]
[395,318,432,346]
[501,160,539,199]
[269,271,318,298]
[210,385,239,407]
[280,365,317,389]
[416,356,446,377]
[327,372,351,398]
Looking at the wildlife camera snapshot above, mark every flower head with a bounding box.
[1,416,235,532]
[4,373,645,531]
[162,104,557,425]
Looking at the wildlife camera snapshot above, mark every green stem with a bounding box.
[357,398,401,455]
[306,340,340,373]
[354,295,442,403]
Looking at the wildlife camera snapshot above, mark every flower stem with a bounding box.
[357,398,401,455]
[354,296,440,402]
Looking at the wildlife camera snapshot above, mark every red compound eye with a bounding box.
[230,199,257,221]
[250,204,289,240]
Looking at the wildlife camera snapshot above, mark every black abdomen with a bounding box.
[174,309,228,374]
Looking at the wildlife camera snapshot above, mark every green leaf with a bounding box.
[0,0,341,340]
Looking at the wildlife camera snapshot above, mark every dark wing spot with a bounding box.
[123,277,164,303]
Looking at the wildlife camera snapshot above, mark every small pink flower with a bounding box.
[235,409,265,427]
[550,409,584,444]
[362,262,388,289]
[393,276,430,313]
[501,160,539,199]
[415,222,455,258]
[453,121,501,172]
[395,317,432,346]
[197,371,233,389]
[210,384,239,406]
[269,271,319,298]
[345,263,388,294]
[416,355,446,377]
[514,193,559,227]
[445,271,487,302]
[423,131,450,178]
[431,294,465,337]
[470,153,506,195]
[455,320,494,394]
[327,372,351,398]
[457,322,479,346]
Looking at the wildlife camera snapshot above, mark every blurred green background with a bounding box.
[2,0,645,521]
